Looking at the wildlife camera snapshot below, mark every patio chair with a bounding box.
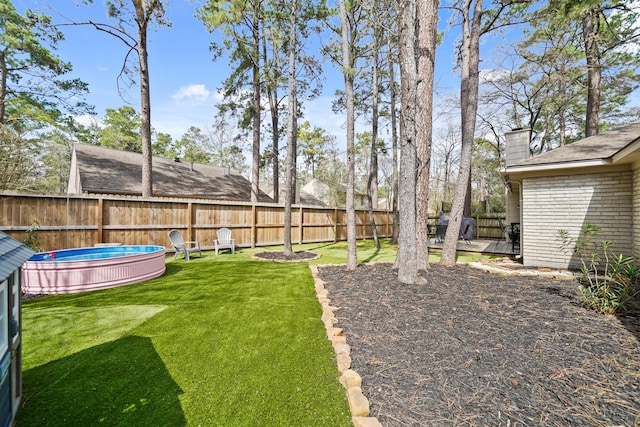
[168,229,202,261]
[498,217,508,241]
[214,227,235,255]
[436,224,447,243]
[498,218,520,251]
[459,222,471,244]
[509,223,520,252]
[427,224,438,243]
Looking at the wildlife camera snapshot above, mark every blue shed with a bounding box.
[0,232,35,427]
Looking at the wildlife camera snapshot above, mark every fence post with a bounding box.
[251,204,257,248]
[298,207,303,245]
[187,201,193,240]
[474,215,478,240]
[97,197,104,244]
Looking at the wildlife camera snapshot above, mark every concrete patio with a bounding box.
[428,238,520,256]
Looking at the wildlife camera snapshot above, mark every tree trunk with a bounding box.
[263,37,280,203]
[388,41,399,245]
[283,0,298,256]
[251,7,261,203]
[440,0,481,267]
[271,105,280,202]
[396,0,418,284]
[415,0,438,271]
[559,64,567,147]
[582,7,601,137]
[464,175,472,217]
[368,17,380,250]
[338,0,357,270]
[0,52,7,124]
[136,4,153,197]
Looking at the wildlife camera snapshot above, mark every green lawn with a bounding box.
[18,239,486,426]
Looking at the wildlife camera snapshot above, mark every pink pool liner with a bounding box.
[22,246,166,294]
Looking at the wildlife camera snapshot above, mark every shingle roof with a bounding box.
[72,144,273,202]
[299,191,326,206]
[272,189,326,206]
[509,121,640,168]
[0,231,36,283]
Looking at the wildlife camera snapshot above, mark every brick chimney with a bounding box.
[504,128,531,167]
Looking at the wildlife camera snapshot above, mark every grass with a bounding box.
[18,239,491,426]
[19,256,351,426]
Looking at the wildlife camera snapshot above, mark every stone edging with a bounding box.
[309,264,383,427]
[468,261,576,280]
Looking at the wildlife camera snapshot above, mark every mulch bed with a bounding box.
[318,263,640,427]
[252,251,320,262]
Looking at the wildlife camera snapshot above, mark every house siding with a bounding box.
[506,183,520,225]
[522,170,633,269]
[633,167,640,261]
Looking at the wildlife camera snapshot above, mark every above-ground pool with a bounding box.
[22,245,166,294]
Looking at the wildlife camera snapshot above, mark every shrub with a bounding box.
[559,222,639,315]
[23,219,43,253]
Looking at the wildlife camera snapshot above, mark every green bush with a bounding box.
[23,219,43,252]
[559,222,639,314]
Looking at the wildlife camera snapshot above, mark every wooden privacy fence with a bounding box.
[0,193,507,252]
[0,194,393,251]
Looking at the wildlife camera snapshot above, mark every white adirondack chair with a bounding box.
[168,229,202,261]
[214,227,235,255]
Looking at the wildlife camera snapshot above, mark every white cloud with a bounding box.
[73,114,101,128]
[172,84,211,102]
[480,69,509,83]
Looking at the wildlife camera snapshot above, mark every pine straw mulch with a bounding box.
[252,251,320,262]
[318,263,640,427]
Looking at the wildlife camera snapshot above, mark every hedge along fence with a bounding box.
[0,193,507,252]
[0,194,395,252]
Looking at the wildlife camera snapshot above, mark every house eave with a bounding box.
[612,138,640,164]
[505,159,612,177]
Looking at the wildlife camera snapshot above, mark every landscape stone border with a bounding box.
[309,264,383,427]
[468,260,576,279]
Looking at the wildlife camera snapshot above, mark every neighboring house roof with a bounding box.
[301,178,369,208]
[69,144,273,202]
[507,121,640,173]
[0,231,36,283]
[299,191,326,206]
[270,189,326,206]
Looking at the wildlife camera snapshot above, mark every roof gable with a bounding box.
[71,144,273,202]
[508,121,640,170]
[0,231,36,283]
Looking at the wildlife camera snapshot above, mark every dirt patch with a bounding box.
[319,263,640,426]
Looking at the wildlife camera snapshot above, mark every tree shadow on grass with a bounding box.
[361,248,380,263]
[17,335,185,426]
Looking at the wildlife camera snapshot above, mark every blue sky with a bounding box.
[12,1,488,150]
[14,1,640,156]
